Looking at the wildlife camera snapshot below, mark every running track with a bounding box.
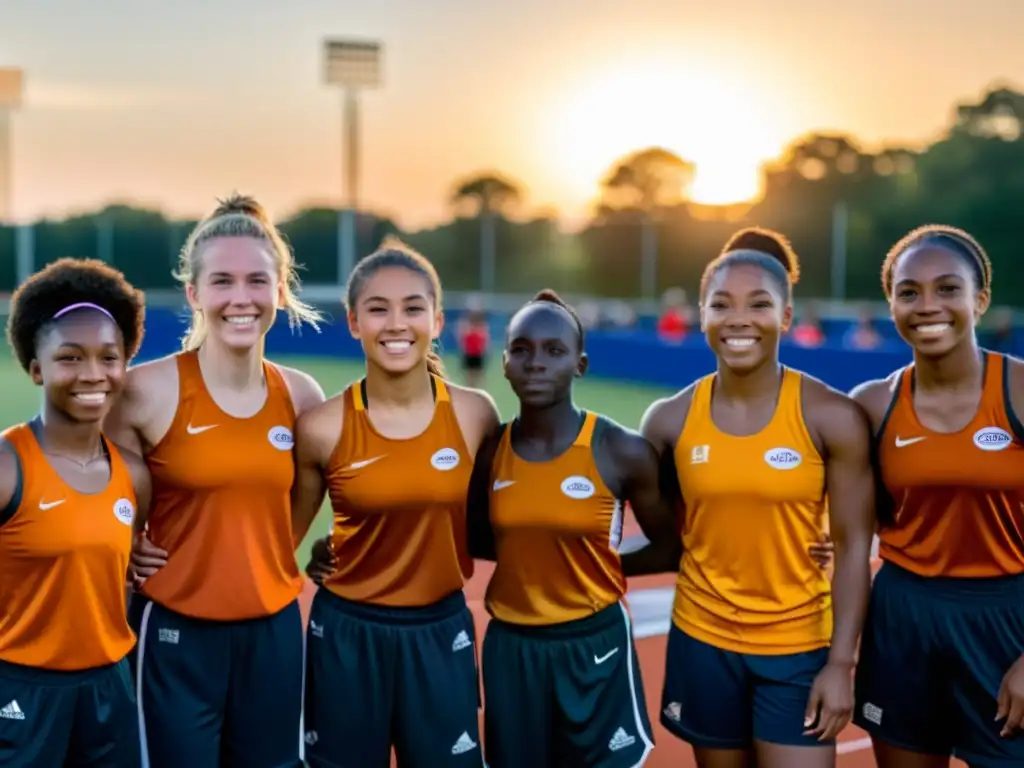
[296,520,967,767]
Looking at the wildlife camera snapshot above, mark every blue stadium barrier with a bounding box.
[582,333,912,393]
[136,307,919,394]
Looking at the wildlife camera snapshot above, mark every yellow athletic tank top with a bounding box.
[673,368,831,654]
[485,412,626,625]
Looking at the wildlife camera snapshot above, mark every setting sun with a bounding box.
[551,60,789,206]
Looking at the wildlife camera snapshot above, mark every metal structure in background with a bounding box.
[0,67,23,226]
[831,200,849,300]
[322,39,383,286]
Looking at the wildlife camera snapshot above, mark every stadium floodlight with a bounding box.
[0,67,23,226]
[322,39,383,286]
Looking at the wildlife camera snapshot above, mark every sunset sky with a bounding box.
[4,0,1023,228]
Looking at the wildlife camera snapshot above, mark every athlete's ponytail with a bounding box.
[425,349,447,378]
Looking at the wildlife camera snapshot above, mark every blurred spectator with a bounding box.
[456,296,490,389]
[577,300,602,331]
[982,308,1015,353]
[657,287,691,343]
[605,300,637,329]
[791,302,825,348]
[844,308,882,350]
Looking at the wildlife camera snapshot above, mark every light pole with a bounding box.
[0,67,30,286]
[322,39,382,287]
[0,67,23,226]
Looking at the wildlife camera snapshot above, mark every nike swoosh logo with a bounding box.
[39,500,65,510]
[594,648,619,664]
[348,456,385,470]
[187,424,218,435]
[492,480,515,491]
[895,436,926,447]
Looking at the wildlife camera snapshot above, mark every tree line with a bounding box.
[2,82,1022,304]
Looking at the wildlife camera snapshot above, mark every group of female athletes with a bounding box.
[0,189,1021,768]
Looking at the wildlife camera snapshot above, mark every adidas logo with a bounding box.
[608,727,635,752]
[451,731,477,754]
[0,700,24,720]
[663,701,681,721]
[452,630,472,652]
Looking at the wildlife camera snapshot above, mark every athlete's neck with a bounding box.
[715,357,783,401]
[516,398,583,450]
[197,338,265,391]
[914,340,984,391]
[364,363,434,409]
[37,404,104,462]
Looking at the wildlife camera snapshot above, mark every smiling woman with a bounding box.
[100,193,327,768]
[550,62,786,206]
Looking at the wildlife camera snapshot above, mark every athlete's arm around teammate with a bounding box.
[472,290,660,768]
[650,227,873,768]
[0,258,147,768]
[102,193,325,768]
[795,376,875,742]
[849,225,1024,767]
[301,238,498,768]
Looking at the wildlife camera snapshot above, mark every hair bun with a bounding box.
[211,192,268,223]
[532,288,564,304]
[722,227,800,285]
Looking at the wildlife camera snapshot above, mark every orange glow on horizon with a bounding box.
[549,59,787,206]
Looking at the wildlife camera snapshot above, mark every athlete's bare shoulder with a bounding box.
[640,381,698,453]
[848,370,903,434]
[114,443,152,523]
[447,383,501,456]
[294,391,346,456]
[125,354,180,395]
[0,437,19,511]
[122,355,180,418]
[1003,354,1024,422]
[594,414,657,467]
[274,364,327,416]
[798,373,872,443]
[106,354,181,453]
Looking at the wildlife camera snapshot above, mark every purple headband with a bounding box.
[52,302,114,321]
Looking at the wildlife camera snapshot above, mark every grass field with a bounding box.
[0,352,675,568]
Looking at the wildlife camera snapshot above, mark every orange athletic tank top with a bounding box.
[0,424,136,670]
[485,412,626,626]
[323,376,474,607]
[877,352,1024,578]
[141,351,302,620]
[673,369,831,654]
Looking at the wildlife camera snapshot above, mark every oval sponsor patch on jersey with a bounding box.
[113,497,135,526]
[267,426,294,451]
[764,447,802,470]
[430,448,460,470]
[973,426,1013,451]
[561,475,595,499]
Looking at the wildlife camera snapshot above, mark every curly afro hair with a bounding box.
[6,257,146,372]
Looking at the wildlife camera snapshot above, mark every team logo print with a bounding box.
[113,498,135,526]
[561,475,595,499]
[267,426,294,451]
[973,426,1012,451]
[430,448,460,470]
[764,447,802,470]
